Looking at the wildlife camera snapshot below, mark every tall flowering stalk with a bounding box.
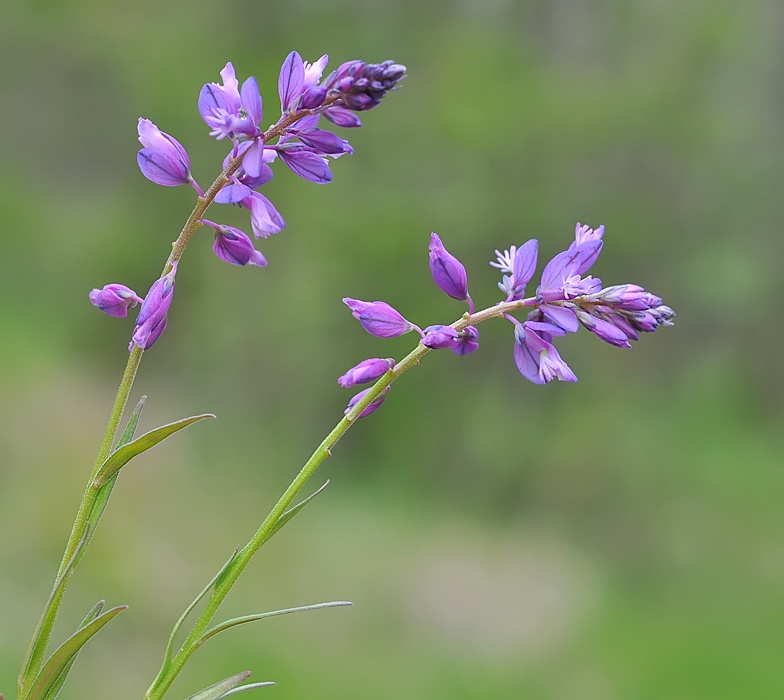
[8,51,675,700]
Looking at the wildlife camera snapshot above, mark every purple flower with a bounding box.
[279,52,329,112]
[338,358,395,387]
[132,263,177,350]
[199,63,263,145]
[89,284,144,318]
[345,385,391,419]
[513,321,577,384]
[422,324,459,349]
[277,145,332,183]
[429,233,472,311]
[239,192,286,239]
[537,242,602,303]
[136,119,201,194]
[451,326,479,355]
[201,219,267,267]
[491,239,538,301]
[343,298,422,338]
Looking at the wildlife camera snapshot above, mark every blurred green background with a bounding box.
[1,0,783,698]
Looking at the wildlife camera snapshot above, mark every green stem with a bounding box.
[18,103,340,700]
[144,296,539,700]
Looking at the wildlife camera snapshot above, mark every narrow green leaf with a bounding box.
[40,601,105,700]
[199,601,353,645]
[18,525,91,697]
[25,605,127,700]
[218,682,275,698]
[184,672,251,700]
[260,480,330,546]
[92,413,215,488]
[148,547,239,692]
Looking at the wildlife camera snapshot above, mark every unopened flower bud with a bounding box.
[422,325,459,349]
[89,284,144,318]
[343,298,421,338]
[451,326,480,356]
[429,233,472,310]
[338,358,395,387]
[202,220,267,267]
[345,385,390,419]
[300,86,327,109]
[132,263,178,350]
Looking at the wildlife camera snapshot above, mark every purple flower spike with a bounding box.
[338,358,395,387]
[202,219,267,267]
[343,298,421,338]
[451,326,479,355]
[345,385,391,419]
[132,263,178,350]
[89,284,144,318]
[514,322,577,385]
[429,233,472,310]
[422,324,459,349]
[137,119,200,192]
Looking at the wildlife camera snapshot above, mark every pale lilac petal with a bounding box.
[279,148,332,183]
[219,62,241,113]
[512,239,538,289]
[137,149,190,186]
[575,239,603,275]
[245,193,286,238]
[540,248,581,293]
[514,337,544,384]
[215,182,252,204]
[279,51,305,110]
[241,77,263,126]
[242,140,264,178]
[540,304,579,333]
[303,54,329,88]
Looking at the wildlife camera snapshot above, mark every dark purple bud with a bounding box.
[451,326,479,355]
[132,263,178,350]
[89,284,144,318]
[202,219,267,267]
[301,85,327,109]
[575,309,632,348]
[345,385,390,419]
[323,106,362,128]
[342,93,378,111]
[422,324,459,349]
[297,129,351,155]
[278,146,332,183]
[429,233,471,308]
[279,51,305,111]
[343,298,421,338]
[338,358,395,387]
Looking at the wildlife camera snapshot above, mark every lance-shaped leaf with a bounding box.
[18,525,91,697]
[41,601,105,700]
[92,413,215,488]
[24,605,127,700]
[147,547,240,694]
[199,601,353,645]
[218,682,276,698]
[184,672,251,700]
[75,397,147,570]
[260,480,330,547]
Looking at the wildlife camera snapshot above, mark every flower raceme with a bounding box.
[91,51,405,351]
[340,224,674,417]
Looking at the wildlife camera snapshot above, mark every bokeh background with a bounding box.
[1,1,783,698]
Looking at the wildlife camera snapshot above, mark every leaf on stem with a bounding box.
[24,605,128,700]
[18,524,92,696]
[260,480,330,546]
[151,547,240,688]
[76,396,147,569]
[198,601,353,645]
[92,413,215,488]
[218,682,276,698]
[183,671,251,700]
[40,600,105,700]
